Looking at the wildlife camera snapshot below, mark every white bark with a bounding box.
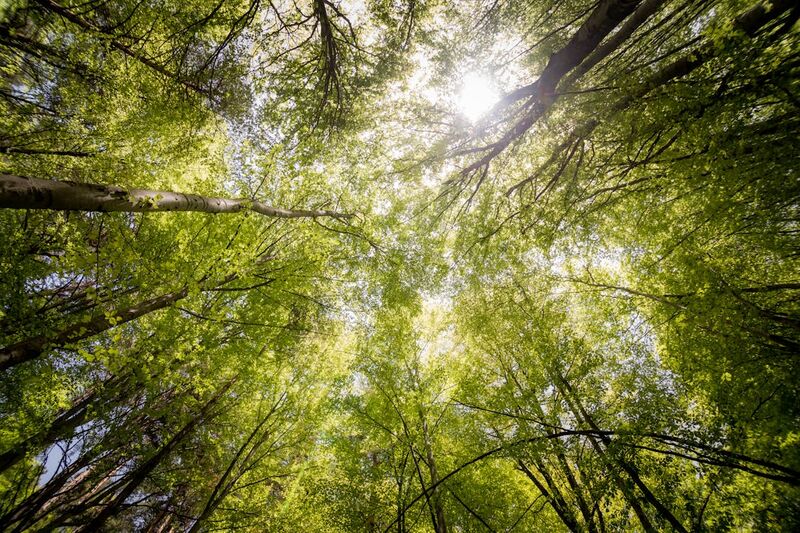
[0,175,352,219]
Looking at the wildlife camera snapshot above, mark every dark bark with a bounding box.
[4,386,188,530]
[0,372,134,475]
[3,438,122,531]
[503,0,796,196]
[463,0,644,176]
[72,379,234,532]
[562,0,667,88]
[0,146,93,157]
[518,460,581,532]
[0,286,190,370]
[507,363,598,532]
[556,373,687,533]
[189,395,284,532]
[0,253,284,370]
[420,412,448,533]
[0,388,97,474]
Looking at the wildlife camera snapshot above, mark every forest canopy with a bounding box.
[0,0,798,531]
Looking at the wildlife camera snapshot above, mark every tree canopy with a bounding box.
[0,0,798,531]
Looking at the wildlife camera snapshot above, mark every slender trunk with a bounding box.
[0,282,139,338]
[601,0,794,116]
[0,25,99,82]
[556,373,688,533]
[0,258,272,370]
[419,411,447,533]
[518,459,581,531]
[466,0,643,174]
[504,357,598,531]
[0,146,93,157]
[5,441,119,532]
[0,286,190,370]
[144,503,174,533]
[505,0,795,196]
[189,395,283,532]
[530,399,597,532]
[44,462,130,530]
[562,0,666,87]
[0,372,135,474]
[0,388,96,474]
[0,174,352,219]
[555,445,597,532]
[4,382,186,530]
[410,446,440,532]
[396,450,409,533]
[74,379,234,532]
[545,373,656,532]
[145,484,189,533]
[569,279,800,352]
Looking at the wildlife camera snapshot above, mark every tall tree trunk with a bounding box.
[0,280,137,338]
[505,0,796,197]
[561,0,666,87]
[189,394,284,532]
[0,388,97,474]
[144,484,189,533]
[0,286,191,370]
[0,146,93,157]
[72,379,235,532]
[503,359,598,532]
[518,459,582,531]
[3,385,182,530]
[555,372,688,533]
[525,386,598,532]
[0,372,134,474]
[0,174,352,220]
[419,410,448,533]
[4,439,122,531]
[464,0,644,174]
[0,258,268,370]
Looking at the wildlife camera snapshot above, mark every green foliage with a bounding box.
[0,0,798,531]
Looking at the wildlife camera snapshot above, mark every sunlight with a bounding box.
[457,72,498,122]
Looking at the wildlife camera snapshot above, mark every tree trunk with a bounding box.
[562,0,666,88]
[0,174,352,220]
[419,410,448,533]
[503,361,598,532]
[0,286,191,370]
[0,388,96,474]
[0,256,272,370]
[4,385,184,530]
[505,0,796,196]
[555,373,688,533]
[0,146,93,157]
[73,379,235,532]
[189,395,283,532]
[465,0,644,174]
[0,373,130,474]
[539,0,643,95]
[518,459,581,532]
[4,439,120,531]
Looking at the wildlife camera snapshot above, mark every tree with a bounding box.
[0,174,354,219]
[1,0,798,530]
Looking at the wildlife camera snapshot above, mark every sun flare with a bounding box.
[457,72,498,122]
